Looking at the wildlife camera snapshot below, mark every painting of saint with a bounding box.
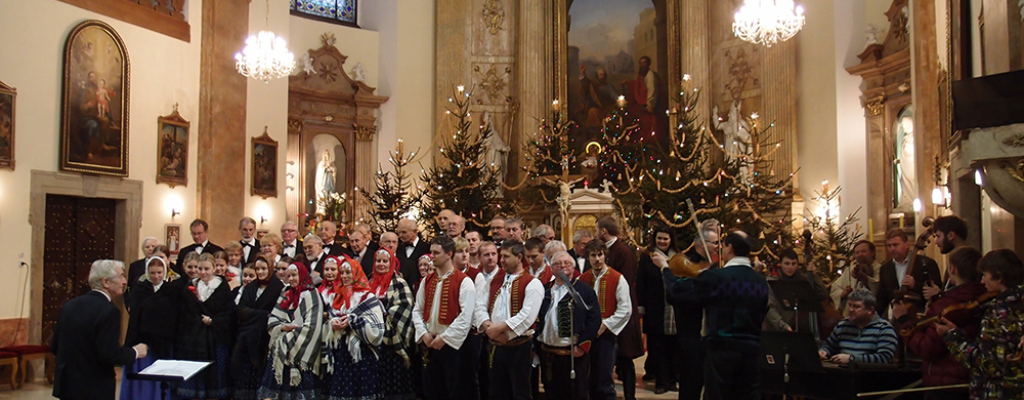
[568,0,668,144]
[60,21,129,176]
[0,81,14,169]
[252,141,278,198]
[158,124,188,183]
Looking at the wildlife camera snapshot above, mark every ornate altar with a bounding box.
[287,34,388,234]
[563,184,617,246]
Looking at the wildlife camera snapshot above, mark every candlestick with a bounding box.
[868,218,874,242]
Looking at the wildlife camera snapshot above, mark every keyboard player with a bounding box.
[818,289,898,365]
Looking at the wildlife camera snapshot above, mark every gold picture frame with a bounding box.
[165,223,182,256]
[0,79,15,170]
[156,104,189,187]
[251,127,278,199]
[60,20,130,177]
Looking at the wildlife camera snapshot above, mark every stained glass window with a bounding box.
[290,0,358,26]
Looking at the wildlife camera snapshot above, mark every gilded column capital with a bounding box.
[866,96,886,116]
[288,117,303,135]
[354,124,376,142]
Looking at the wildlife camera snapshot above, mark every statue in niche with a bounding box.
[482,111,510,183]
[894,115,917,211]
[713,101,753,184]
[315,149,337,214]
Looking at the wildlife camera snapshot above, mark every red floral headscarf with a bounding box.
[278,262,315,311]
[369,248,400,297]
[317,256,342,294]
[333,255,370,310]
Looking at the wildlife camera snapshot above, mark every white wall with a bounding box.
[0,1,203,318]
[796,0,839,215]
[835,1,870,223]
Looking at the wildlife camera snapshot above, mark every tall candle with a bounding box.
[899,214,905,229]
[868,218,874,242]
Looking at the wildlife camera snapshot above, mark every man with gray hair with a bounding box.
[533,224,555,245]
[380,231,399,254]
[53,259,148,400]
[127,237,159,305]
[238,216,260,264]
[818,288,898,365]
[544,240,567,268]
[568,229,593,273]
[447,214,466,238]
[396,218,430,284]
[280,221,302,258]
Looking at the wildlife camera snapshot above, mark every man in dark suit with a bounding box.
[319,220,347,257]
[597,216,642,400]
[396,218,430,284]
[303,234,328,276]
[126,236,159,307]
[567,228,594,273]
[875,228,942,319]
[536,251,602,400]
[238,217,261,265]
[176,219,224,275]
[53,259,148,400]
[349,224,380,277]
[280,221,303,259]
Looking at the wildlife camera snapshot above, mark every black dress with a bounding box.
[173,278,236,399]
[230,278,285,400]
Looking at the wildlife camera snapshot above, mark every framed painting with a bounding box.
[0,79,15,169]
[165,223,182,256]
[252,127,278,198]
[60,20,130,177]
[157,105,189,187]
[256,229,270,240]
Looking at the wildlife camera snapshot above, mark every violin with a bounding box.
[899,290,998,339]
[892,217,935,310]
[669,199,714,278]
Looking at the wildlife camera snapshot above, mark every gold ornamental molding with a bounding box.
[476,64,511,104]
[1002,134,1024,148]
[288,117,303,135]
[866,96,886,116]
[354,124,376,142]
[482,0,505,35]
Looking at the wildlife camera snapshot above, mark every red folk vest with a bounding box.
[462,265,481,282]
[580,268,621,319]
[531,266,554,285]
[422,269,468,325]
[488,269,535,318]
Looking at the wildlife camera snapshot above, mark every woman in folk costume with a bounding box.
[230,256,286,400]
[174,253,236,399]
[318,256,342,307]
[324,256,386,400]
[121,256,174,400]
[258,261,325,400]
[369,248,417,400]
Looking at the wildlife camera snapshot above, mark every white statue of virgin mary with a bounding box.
[315,149,336,214]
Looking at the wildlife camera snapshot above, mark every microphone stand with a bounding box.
[555,269,590,382]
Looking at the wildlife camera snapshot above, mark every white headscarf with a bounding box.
[145,256,167,292]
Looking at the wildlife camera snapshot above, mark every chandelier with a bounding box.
[733,0,806,47]
[235,0,295,82]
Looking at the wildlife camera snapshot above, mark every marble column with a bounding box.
[515,0,551,182]
[678,0,711,125]
[434,0,470,166]
[911,0,941,224]
[761,39,799,191]
[197,0,248,244]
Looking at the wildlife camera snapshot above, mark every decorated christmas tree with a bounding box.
[358,139,425,234]
[515,101,582,205]
[800,183,864,284]
[420,85,507,233]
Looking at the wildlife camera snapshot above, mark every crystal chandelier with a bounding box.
[235,0,295,82]
[733,0,806,47]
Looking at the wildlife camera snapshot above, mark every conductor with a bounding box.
[52,259,149,400]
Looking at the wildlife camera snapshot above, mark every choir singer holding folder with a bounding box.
[52,259,149,400]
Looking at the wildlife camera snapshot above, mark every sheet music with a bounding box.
[138,360,211,381]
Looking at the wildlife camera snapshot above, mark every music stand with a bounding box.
[126,360,211,382]
[769,280,825,336]
[761,331,823,398]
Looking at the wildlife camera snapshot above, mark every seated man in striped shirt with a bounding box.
[818,288,898,365]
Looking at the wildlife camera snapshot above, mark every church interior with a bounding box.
[1,0,1023,395]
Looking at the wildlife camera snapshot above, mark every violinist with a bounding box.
[895,247,985,400]
[928,216,970,299]
[937,249,1024,399]
[830,240,881,317]
[875,228,942,320]
[764,248,828,332]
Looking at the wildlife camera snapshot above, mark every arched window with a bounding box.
[290,0,358,27]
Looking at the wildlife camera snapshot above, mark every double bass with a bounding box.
[891,217,936,312]
[802,230,842,339]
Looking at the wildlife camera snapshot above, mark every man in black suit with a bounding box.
[303,234,328,276]
[53,259,148,400]
[349,224,380,277]
[280,221,303,258]
[875,228,942,319]
[319,220,347,257]
[396,218,430,284]
[488,215,507,246]
[126,236,159,307]
[176,219,224,275]
[238,217,261,265]
[567,228,594,273]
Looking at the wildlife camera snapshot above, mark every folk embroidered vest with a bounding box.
[580,268,621,319]
[422,269,468,325]
[488,269,535,318]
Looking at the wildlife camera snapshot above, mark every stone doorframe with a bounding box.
[28,170,143,345]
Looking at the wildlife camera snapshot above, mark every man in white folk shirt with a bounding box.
[579,239,632,400]
[472,241,502,399]
[475,240,544,400]
[412,235,476,400]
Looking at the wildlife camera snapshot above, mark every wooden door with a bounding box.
[42,194,117,341]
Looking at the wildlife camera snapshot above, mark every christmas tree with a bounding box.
[800,183,864,284]
[419,85,507,233]
[358,139,425,234]
[516,101,582,205]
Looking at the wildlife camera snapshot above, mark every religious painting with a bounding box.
[60,20,130,177]
[252,128,278,199]
[156,106,189,187]
[567,0,670,145]
[0,79,15,170]
[892,106,917,212]
[165,224,181,256]
[306,133,346,216]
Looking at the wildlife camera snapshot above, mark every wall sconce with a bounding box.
[932,155,950,208]
[171,208,181,218]
[165,194,184,220]
[256,204,271,225]
[260,215,269,224]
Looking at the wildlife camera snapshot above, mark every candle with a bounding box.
[868,218,874,242]
[552,99,561,111]
[899,214,905,229]
[616,95,626,108]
